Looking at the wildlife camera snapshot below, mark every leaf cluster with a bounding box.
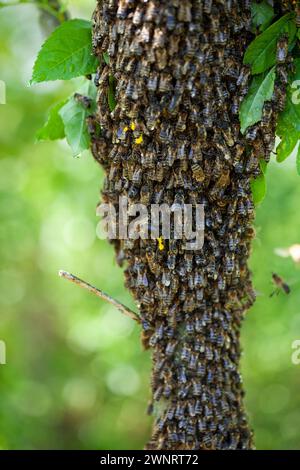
[240,3,300,204]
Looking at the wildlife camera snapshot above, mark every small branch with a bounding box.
[59,270,140,324]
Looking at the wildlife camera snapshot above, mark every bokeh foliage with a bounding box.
[0,0,299,450]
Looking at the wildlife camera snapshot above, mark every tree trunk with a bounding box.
[91,0,291,450]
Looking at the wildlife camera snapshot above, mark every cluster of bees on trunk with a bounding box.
[91,0,294,450]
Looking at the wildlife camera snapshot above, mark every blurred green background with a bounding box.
[0,0,300,450]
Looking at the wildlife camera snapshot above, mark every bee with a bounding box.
[168,427,179,444]
[147,401,154,416]
[145,0,159,22]
[203,0,213,14]
[237,66,251,88]
[132,6,143,25]
[132,168,142,186]
[86,116,100,138]
[276,34,289,64]
[139,57,151,77]
[198,419,206,434]
[181,345,191,362]
[186,320,194,334]
[215,30,229,45]
[192,379,202,396]
[166,6,176,30]
[178,1,192,22]
[188,352,198,370]
[139,23,152,44]
[177,142,186,159]
[116,0,127,19]
[166,340,177,356]
[270,273,291,297]
[191,163,205,182]
[74,93,93,109]
[245,126,258,141]
[273,83,287,112]
[153,385,163,401]
[277,65,289,85]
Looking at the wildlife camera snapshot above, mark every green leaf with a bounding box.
[59,80,96,156]
[277,60,300,134]
[251,159,268,205]
[276,126,299,162]
[251,1,275,32]
[36,101,66,141]
[31,19,98,84]
[239,67,275,134]
[108,75,116,112]
[276,59,300,160]
[297,144,300,175]
[244,13,296,74]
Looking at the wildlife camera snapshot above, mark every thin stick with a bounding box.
[59,270,140,323]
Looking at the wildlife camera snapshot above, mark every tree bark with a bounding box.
[91,0,292,450]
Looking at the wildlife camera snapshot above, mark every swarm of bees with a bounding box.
[91,0,294,450]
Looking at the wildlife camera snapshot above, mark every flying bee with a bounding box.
[276,34,289,64]
[270,272,291,297]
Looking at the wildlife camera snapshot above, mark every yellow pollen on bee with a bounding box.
[123,126,129,133]
[130,121,136,131]
[135,134,143,144]
[157,236,164,251]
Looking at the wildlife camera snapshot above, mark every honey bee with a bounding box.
[277,65,289,85]
[276,34,289,64]
[270,273,291,297]
[132,6,143,25]
[273,83,287,112]
[116,0,129,20]
[74,93,93,108]
[166,6,176,30]
[237,66,251,88]
[145,0,159,22]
